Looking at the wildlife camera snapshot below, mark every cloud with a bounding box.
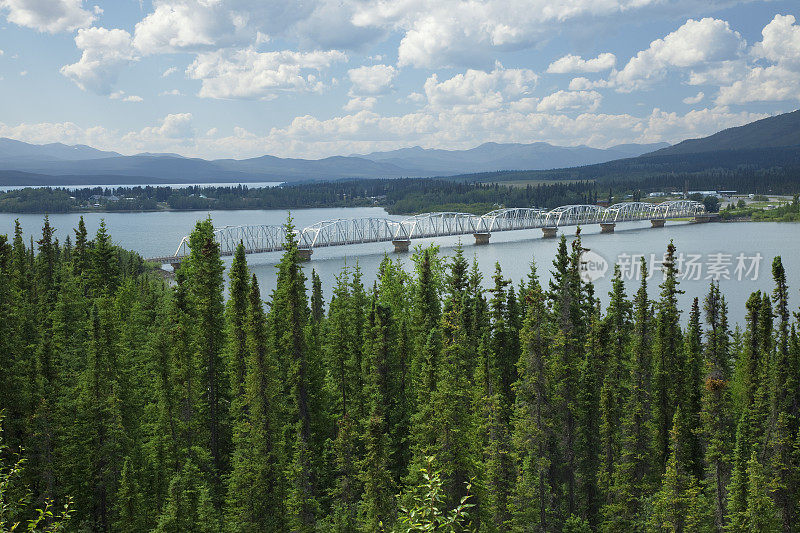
[60,27,137,94]
[423,64,537,111]
[110,90,143,102]
[715,65,800,104]
[682,91,704,104]
[547,53,616,73]
[344,96,377,111]
[160,89,182,96]
[0,105,768,159]
[347,64,397,95]
[714,15,800,104]
[1,0,95,33]
[613,17,744,91]
[132,0,317,54]
[568,77,611,91]
[352,0,755,69]
[121,113,195,151]
[751,14,800,67]
[162,66,178,77]
[536,90,602,112]
[186,48,347,99]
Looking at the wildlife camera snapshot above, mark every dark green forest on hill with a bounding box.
[2,163,799,215]
[2,215,800,532]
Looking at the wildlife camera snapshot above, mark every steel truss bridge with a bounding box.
[147,200,708,264]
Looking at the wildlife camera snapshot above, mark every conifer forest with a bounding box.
[2,215,800,533]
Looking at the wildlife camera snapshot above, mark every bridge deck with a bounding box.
[145,200,707,263]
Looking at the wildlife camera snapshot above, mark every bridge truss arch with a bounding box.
[158,200,707,262]
[544,204,605,227]
[481,208,548,232]
[651,200,706,220]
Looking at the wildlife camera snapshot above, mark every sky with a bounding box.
[0,0,798,160]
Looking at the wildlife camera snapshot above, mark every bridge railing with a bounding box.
[161,200,705,260]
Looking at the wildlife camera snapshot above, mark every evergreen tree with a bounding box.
[744,451,780,531]
[272,217,325,531]
[185,217,230,505]
[648,409,713,533]
[115,457,145,533]
[603,258,653,532]
[91,219,119,296]
[359,301,397,531]
[598,266,631,503]
[576,303,604,528]
[681,298,704,480]
[652,241,685,472]
[227,242,250,426]
[154,460,219,533]
[511,261,554,531]
[768,256,798,530]
[225,275,286,531]
[701,282,734,530]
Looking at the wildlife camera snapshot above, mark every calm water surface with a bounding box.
[3,207,798,326]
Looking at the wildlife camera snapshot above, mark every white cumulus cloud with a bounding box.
[547,53,616,73]
[682,91,704,104]
[1,0,95,33]
[186,48,347,99]
[715,15,800,105]
[613,17,745,91]
[537,90,602,112]
[348,64,397,96]
[423,65,537,111]
[60,27,137,95]
[344,96,377,111]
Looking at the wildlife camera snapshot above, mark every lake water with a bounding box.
[2,207,798,326]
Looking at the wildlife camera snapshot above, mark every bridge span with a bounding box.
[146,200,711,264]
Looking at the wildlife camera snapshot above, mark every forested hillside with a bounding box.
[1,216,799,531]
[649,109,800,156]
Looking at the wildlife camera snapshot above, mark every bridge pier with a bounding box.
[694,214,715,223]
[650,219,666,228]
[600,222,616,233]
[298,248,313,261]
[392,239,411,253]
[473,232,491,245]
[542,227,558,238]
[169,261,182,271]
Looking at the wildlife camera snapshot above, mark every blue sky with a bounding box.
[0,0,798,159]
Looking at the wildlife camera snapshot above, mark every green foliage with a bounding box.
[2,216,800,533]
[395,457,474,533]
[0,414,73,533]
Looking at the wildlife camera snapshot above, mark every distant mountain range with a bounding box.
[648,109,800,157]
[0,137,668,186]
[2,108,799,186]
[448,109,800,183]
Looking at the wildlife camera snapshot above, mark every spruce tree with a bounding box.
[768,256,798,529]
[154,460,219,533]
[359,301,397,531]
[225,275,286,531]
[511,262,554,531]
[598,266,631,503]
[652,241,684,473]
[681,298,704,480]
[227,242,250,426]
[272,217,325,531]
[185,217,230,507]
[701,282,734,530]
[603,258,652,532]
[649,409,713,533]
